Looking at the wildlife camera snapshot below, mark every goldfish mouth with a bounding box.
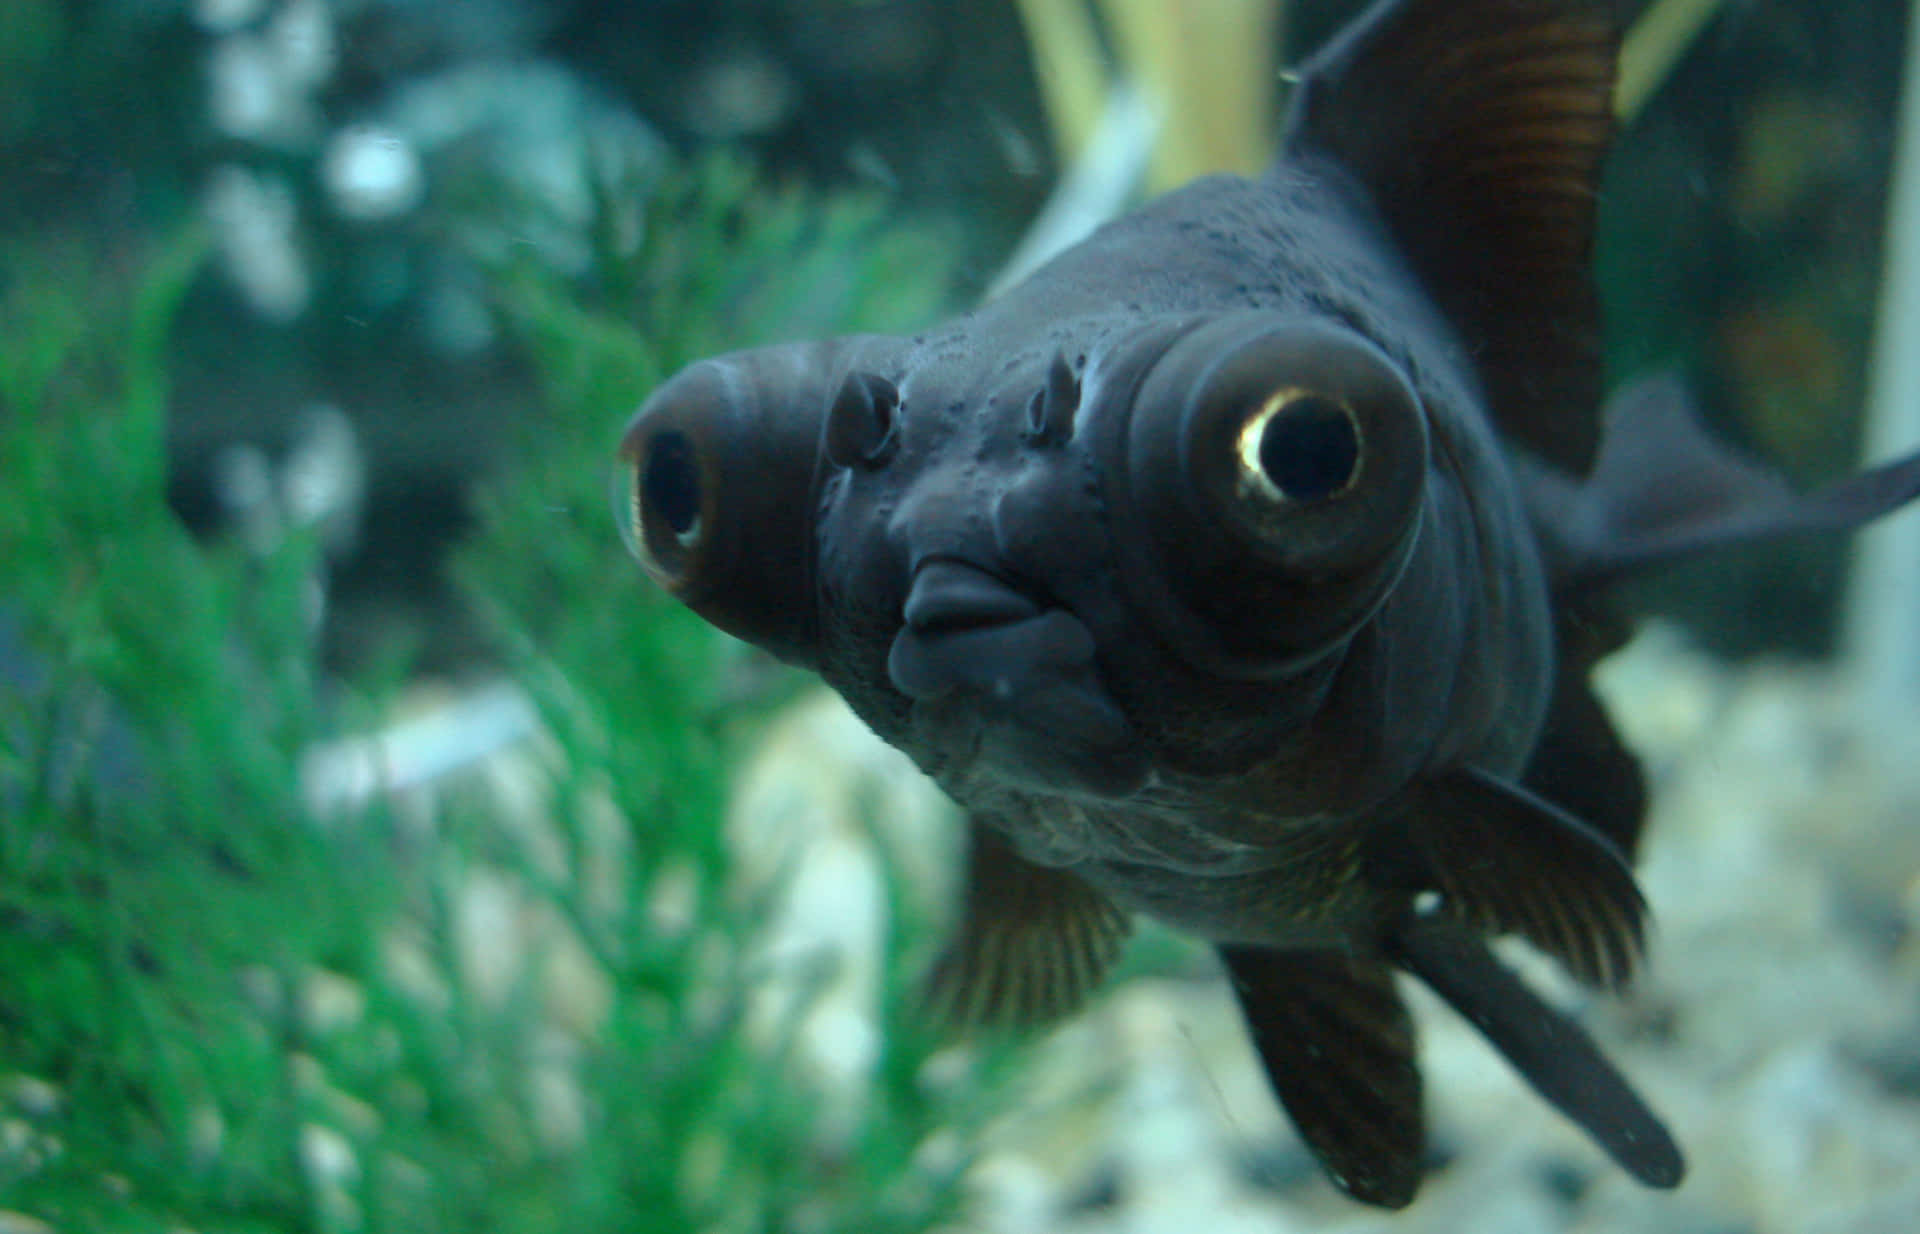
[888,559,1143,796]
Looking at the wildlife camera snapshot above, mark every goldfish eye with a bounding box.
[628,428,706,579]
[1240,390,1362,505]
[1164,320,1423,575]
[1103,313,1428,673]
[825,371,901,470]
[617,337,915,668]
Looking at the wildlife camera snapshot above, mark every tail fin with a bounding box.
[1528,374,1920,588]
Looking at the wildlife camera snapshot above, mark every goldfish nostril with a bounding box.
[826,371,902,470]
[1021,350,1082,447]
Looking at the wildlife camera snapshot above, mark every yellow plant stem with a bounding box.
[1099,0,1283,189]
[1618,0,1727,121]
[1014,0,1112,166]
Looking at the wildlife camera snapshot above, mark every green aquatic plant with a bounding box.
[450,152,1006,1234]
[1,152,1005,1233]
[0,233,394,1230]
[1015,0,1285,191]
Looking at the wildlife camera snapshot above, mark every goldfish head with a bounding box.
[620,309,1429,799]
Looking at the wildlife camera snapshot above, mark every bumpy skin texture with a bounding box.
[620,0,1920,1210]
[810,169,1550,944]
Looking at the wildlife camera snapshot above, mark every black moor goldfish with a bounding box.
[617,0,1920,1209]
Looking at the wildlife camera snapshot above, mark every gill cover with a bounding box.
[1101,314,1428,676]
[618,344,844,666]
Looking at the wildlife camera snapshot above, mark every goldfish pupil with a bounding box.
[644,432,702,537]
[1260,396,1359,502]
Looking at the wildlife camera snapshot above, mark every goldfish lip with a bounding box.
[901,558,1043,633]
[888,558,1141,793]
[888,610,1099,703]
[891,558,1085,702]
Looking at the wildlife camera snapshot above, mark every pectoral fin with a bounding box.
[928,820,1131,1030]
[1219,945,1424,1209]
[1367,767,1647,989]
[1392,914,1685,1190]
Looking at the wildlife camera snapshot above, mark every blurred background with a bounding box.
[7,0,1905,668]
[3,1,1919,1231]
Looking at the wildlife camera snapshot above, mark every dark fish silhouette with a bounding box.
[618,0,1920,1209]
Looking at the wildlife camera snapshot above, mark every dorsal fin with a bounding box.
[1283,0,1618,474]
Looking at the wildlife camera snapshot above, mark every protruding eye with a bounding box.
[825,371,900,470]
[1161,320,1423,575]
[627,428,706,579]
[1105,313,1429,674]
[644,433,702,535]
[1240,390,1362,505]
[616,340,868,668]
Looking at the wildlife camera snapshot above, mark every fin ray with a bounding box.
[1371,766,1648,988]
